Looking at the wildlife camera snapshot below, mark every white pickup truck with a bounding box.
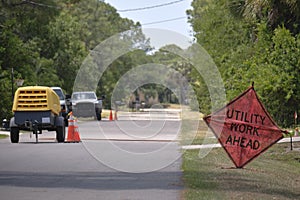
[51,87,70,126]
[71,91,103,120]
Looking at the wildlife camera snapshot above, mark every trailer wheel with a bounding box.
[56,125,65,143]
[10,127,19,143]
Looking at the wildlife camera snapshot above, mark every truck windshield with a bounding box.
[72,93,96,100]
[53,89,64,100]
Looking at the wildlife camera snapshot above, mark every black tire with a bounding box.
[96,111,101,121]
[10,127,19,143]
[56,125,65,143]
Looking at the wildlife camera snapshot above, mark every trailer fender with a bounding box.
[9,117,17,128]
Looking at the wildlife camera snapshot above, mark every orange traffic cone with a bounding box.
[109,110,113,121]
[66,114,81,142]
[72,124,81,142]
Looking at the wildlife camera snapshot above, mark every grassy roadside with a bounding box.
[180,118,217,146]
[102,109,111,119]
[0,134,8,139]
[181,111,300,199]
[182,142,300,200]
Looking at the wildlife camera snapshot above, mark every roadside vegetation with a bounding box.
[0,134,8,139]
[182,1,300,196]
[182,142,300,199]
[2,0,300,128]
[182,1,300,198]
[181,115,300,199]
[187,0,300,128]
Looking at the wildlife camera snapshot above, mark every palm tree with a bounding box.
[229,0,300,32]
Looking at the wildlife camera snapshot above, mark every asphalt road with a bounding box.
[0,120,183,200]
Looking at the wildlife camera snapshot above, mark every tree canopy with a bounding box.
[0,0,141,120]
[1,0,300,128]
[188,0,300,127]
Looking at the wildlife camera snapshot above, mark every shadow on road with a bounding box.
[0,171,182,190]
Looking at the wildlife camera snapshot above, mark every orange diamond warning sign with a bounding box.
[204,86,284,168]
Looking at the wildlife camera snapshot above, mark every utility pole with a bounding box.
[11,67,14,102]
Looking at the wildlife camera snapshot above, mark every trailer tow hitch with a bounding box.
[25,120,41,143]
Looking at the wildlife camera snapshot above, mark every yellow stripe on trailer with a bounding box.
[12,86,61,116]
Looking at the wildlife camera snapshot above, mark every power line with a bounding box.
[142,16,186,26]
[2,0,60,8]
[15,0,61,9]
[117,0,185,12]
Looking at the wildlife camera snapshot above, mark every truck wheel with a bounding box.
[10,127,19,143]
[56,125,65,143]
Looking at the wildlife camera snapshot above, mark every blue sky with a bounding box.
[104,0,194,39]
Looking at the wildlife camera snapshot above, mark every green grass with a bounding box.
[182,142,300,200]
[101,109,111,119]
[0,134,8,139]
[180,119,218,146]
[182,112,300,199]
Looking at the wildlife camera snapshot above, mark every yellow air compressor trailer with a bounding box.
[10,86,65,143]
